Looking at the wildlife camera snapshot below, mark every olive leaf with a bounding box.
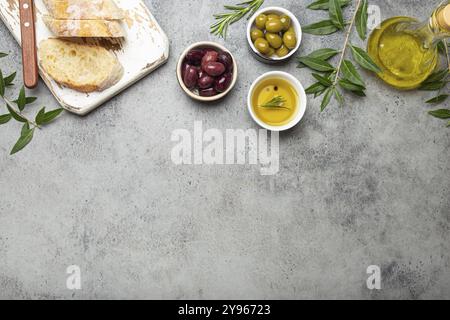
[303,20,339,35]
[17,86,27,111]
[419,81,447,91]
[297,56,336,72]
[312,73,333,87]
[0,69,5,97]
[349,44,381,73]
[10,126,34,155]
[0,52,8,58]
[338,79,366,94]
[321,87,334,111]
[437,41,446,54]
[428,109,450,119]
[0,114,12,125]
[4,72,16,86]
[341,60,366,87]
[306,82,327,94]
[307,0,351,10]
[297,49,340,68]
[423,69,448,84]
[426,95,448,104]
[355,0,368,40]
[35,107,64,125]
[6,104,27,123]
[21,122,30,136]
[308,48,340,60]
[333,87,344,106]
[329,0,345,30]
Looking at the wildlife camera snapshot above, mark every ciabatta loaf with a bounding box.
[43,16,125,38]
[43,0,125,20]
[38,39,124,93]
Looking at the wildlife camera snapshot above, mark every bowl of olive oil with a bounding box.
[248,71,307,131]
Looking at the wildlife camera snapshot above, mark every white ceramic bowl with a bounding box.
[176,41,238,102]
[248,71,307,131]
[247,7,302,64]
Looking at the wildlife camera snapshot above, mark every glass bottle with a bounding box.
[368,3,450,90]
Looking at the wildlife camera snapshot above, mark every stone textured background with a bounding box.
[0,0,449,300]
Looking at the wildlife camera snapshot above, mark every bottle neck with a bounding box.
[429,4,450,38]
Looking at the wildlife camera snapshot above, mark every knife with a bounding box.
[19,0,38,88]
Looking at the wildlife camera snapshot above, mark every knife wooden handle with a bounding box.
[19,0,38,89]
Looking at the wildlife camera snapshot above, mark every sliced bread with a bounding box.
[43,0,125,20]
[38,38,124,93]
[43,16,125,38]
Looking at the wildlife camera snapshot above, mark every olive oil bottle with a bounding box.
[368,3,450,90]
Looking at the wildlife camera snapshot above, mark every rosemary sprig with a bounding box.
[0,52,64,155]
[211,0,265,38]
[259,96,290,110]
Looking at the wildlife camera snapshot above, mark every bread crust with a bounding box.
[43,16,125,38]
[43,0,125,20]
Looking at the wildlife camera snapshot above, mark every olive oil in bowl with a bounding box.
[252,78,298,126]
[248,71,307,131]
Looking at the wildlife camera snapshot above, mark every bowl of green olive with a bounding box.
[247,7,302,64]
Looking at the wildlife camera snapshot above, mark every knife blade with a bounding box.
[19,0,38,88]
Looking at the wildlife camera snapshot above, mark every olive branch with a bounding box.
[298,0,381,112]
[0,52,64,155]
[422,40,450,127]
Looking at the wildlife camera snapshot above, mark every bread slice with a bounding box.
[38,39,124,93]
[43,16,125,38]
[43,0,125,20]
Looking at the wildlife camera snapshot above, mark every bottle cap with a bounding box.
[437,4,450,31]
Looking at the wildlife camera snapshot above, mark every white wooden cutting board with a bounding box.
[0,0,169,115]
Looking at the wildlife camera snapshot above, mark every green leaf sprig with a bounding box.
[211,0,265,38]
[259,95,289,110]
[0,52,64,155]
[422,40,450,127]
[299,0,380,111]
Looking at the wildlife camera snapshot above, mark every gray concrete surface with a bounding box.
[0,0,449,300]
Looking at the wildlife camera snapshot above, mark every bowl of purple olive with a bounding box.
[177,42,238,101]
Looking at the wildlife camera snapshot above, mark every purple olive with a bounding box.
[185,49,205,66]
[217,51,233,72]
[199,87,218,97]
[203,62,226,77]
[183,66,198,89]
[215,73,233,93]
[198,75,215,89]
[201,50,219,67]
[182,62,193,78]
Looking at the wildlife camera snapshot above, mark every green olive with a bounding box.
[265,33,283,49]
[255,14,268,30]
[251,28,264,42]
[276,45,290,58]
[267,14,280,21]
[280,15,291,31]
[286,26,295,34]
[283,31,297,50]
[254,38,270,55]
[266,47,275,57]
[265,19,283,33]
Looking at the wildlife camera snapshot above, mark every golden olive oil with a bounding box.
[368,4,450,90]
[252,78,298,126]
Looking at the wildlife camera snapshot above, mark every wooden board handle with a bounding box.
[19,0,38,89]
